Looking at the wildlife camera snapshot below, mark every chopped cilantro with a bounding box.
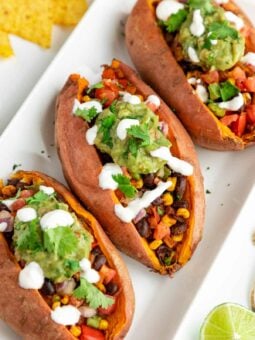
[127,124,150,147]
[188,0,214,13]
[75,106,99,123]
[43,227,78,258]
[64,259,80,272]
[219,81,239,102]
[112,174,137,198]
[165,9,188,33]
[208,21,238,40]
[15,219,43,252]
[109,101,117,114]
[87,82,103,94]
[157,207,165,216]
[26,190,51,205]
[73,278,114,309]
[12,163,22,171]
[98,114,116,147]
[127,138,138,157]
[206,189,211,194]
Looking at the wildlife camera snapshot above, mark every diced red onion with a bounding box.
[133,209,146,224]
[55,278,76,296]
[159,121,169,136]
[79,305,97,318]
[0,211,14,232]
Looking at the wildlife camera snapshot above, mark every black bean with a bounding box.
[105,282,119,295]
[165,206,176,216]
[40,279,55,296]
[175,176,187,200]
[0,203,10,212]
[91,246,102,257]
[7,178,19,186]
[99,152,112,165]
[171,222,187,236]
[156,245,172,265]
[143,174,156,189]
[172,200,189,209]
[93,254,107,271]
[152,197,163,206]
[135,218,151,238]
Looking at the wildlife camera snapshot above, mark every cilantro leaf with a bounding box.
[112,174,137,198]
[87,82,104,94]
[188,0,214,13]
[43,227,78,258]
[26,190,51,205]
[75,107,99,123]
[208,21,238,40]
[127,138,139,157]
[127,124,150,147]
[109,101,117,114]
[73,278,114,309]
[165,9,188,33]
[64,259,80,273]
[15,219,43,252]
[98,114,116,147]
[219,81,239,101]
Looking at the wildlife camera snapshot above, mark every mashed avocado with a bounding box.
[13,190,93,282]
[177,2,245,71]
[94,101,170,178]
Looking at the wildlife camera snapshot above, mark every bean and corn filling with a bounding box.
[73,60,192,272]
[0,175,119,340]
[156,0,255,142]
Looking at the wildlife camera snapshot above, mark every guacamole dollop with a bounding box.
[13,190,93,282]
[94,101,170,178]
[177,2,245,71]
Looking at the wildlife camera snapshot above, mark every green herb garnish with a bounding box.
[208,21,238,40]
[188,0,214,13]
[112,174,137,198]
[26,190,51,205]
[127,124,150,147]
[98,114,116,147]
[75,107,99,123]
[73,278,114,309]
[87,81,104,94]
[157,207,165,216]
[165,9,188,33]
[15,219,43,252]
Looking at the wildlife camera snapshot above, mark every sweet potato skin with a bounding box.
[0,171,134,340]
[55,61,205,274]
[125,0,255,150]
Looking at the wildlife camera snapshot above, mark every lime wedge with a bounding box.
[200,303,255,340]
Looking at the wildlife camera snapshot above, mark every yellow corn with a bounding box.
[173,234,184,242]
[161,215,176,227]
[134,178,143,189]
[83,95,91,102]
[138,95,144,102]
[53,294,61,302]
[149,240,163,250]
[111,59,120,69]
[167,177,177,192]
[99,319,109,330]
[162,193,173,206]
[52,301,61,310]
[70,325,82,337]
[228,78,235,85]
[243,92,251,105]
[61,295,69,305]
[96,282,106,293]
[176,208,190,219]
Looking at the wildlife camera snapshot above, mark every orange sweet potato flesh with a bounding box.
[55,60,205,275]
[0,171,134,340]
[125,0,255,151]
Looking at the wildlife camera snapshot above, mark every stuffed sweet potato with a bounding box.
[126,0,255,150]
[0,171,134,340]
[56,59,205,276]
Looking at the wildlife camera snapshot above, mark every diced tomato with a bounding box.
[153,222,170,240]
[220,114,239,126]
[246,105,255,124]
[95,87,118,107]
[231,113,247,137]
[229,67,246,81]
[201,70,219,84]
[19,189,34,198]
[99,265,116,284]
[236,79,246,91]
[98,296,116,316]
[102,68,116,80]
[243,77,255,92]
[11,198,26,211]
[80,325,105,340]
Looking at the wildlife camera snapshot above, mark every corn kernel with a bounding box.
[96,282,106,293]
[138,95,144,102]
[61,295,69,305]
[99,319,109,330]
[134,178,143,189]
[149,240,163,250]
[70,325,82,337]
[162,193,173,206]
[53,294,61,302]
[167,177,177,192]
[83,95,91,102]
[52,301,61,310]
[111,59,120,69]
[161,215,176,227]
[176,208,190,219]
[173,234,184,242]
[243,92,251,105]
[228,78,235,85]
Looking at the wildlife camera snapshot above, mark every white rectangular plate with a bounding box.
[0,0,254,339]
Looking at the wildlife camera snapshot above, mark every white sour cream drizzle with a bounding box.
[215,0,228,4]
[115,181,171,223]
[18,262,44,289]
[39,185,54,195]
[98,163,123,190]
[51,306,81,326]
[72,99,102,115]
[188,77,197,85]
[211,40,218,45]
[188,47,200,63]
[145,95,161,109]
[150,147,194,176]
[0,222,8,232]
[79,258,100,283]
[196,85,209,103]
[241,52,255,67]
[218,93,244,111]
[225,11,244,30]
[86,125,98,145]
[190,9,205,37]
[122,92,141,105]
[116,119,140,140]
[16,207,37,222]
[156,0,184,21]
[40,210,74,230]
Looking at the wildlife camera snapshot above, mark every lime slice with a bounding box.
[200,303,255,340]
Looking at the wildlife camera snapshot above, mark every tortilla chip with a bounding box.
[0,31,13,58]
[52,0,87,26]
[0,0,53,48]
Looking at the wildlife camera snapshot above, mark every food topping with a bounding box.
[40,210,74,230]
[86,125,98,145]
[51,305,81,326]
[157,0,255,139]
[156,0,184,22]
[39,185,55,195]
[116,118,140,140]
[19,262,44,289]
[99,163,123,190]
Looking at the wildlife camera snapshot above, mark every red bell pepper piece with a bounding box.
[80,325,105,340]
